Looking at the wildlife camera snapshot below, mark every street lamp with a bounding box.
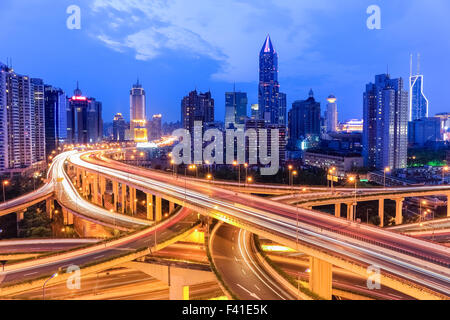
[442,166,449,184]
[348,176,357,221]
[288,165,293,187]
[244,163,249,186]
[2,180,9,203]
[384,167,390,188]
[233,161,241,189]
[43,272,58,300]
[328,167,336,192]
[420,200,427,223]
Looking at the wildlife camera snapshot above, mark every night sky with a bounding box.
[1,0,449,123]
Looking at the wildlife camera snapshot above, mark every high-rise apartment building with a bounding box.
[31,78,45,162]
[130,79,147,143]
[0,63,46,174]
[363,74,408,170]
[181,90,214,133]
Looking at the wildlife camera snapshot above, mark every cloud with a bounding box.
[89,0,342,82]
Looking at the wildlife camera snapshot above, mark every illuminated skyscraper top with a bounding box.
[258,35,280,124]
[409,54,429,121]
[130,78,148,143]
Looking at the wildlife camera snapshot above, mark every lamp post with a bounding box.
[292,171,298,194]
[420,200,427,223]
[244,163,248,186]
[233,161,240,190]
[2,180,9,203]
[288,165,293,187]
[43,272,58,300]
[328,167,336,193]
[349,176,357,221]
[442,166,449,184]
[384,167,390,188]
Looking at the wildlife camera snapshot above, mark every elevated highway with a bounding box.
[66,150,450,300]
[0,207,199,295]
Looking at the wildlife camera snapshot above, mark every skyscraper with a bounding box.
[30,78,46,162]
[225,89,248,129]
[288,89,321,150]
[181,90,214,133]
[258,35,286,125]
[326,95,338,133]
[363,74,408,170]
[44,86,67,155]
[112,113,127,142]
[130,79,147,143]
[67,83,103,144]
[409,54,429,121]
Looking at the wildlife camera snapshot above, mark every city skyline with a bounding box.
[1,1,450,123]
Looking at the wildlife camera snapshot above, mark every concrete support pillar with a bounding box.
[334,203,341,218]
[62,208,73,225]
[81,170,87,196]
[67,211,74,225]
[112,181,119,212]
[309,257,332,300]
[93,174,99,205]
[447,194,450,217]
[46,198,54,217]
[121,184,126,214]
[155,197,162,222]
[169,278,190,300]
[395,198,404,225]
[378,199,385,227]
[62,208,68,225]
[131,188,137,215]
[346,203,354,221]
[17,210,25,222]
[75,168,81,187]
[146,193,154,221]
[100,177,106,208]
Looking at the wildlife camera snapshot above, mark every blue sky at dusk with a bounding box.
[1,0,449,123]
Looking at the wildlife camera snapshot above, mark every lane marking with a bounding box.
[236,283,261,300]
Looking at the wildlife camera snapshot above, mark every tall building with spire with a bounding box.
[409,54,429,121]
[258,35,286,125]
[130,79,147,143]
